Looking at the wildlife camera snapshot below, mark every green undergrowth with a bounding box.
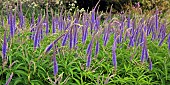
[0,27,170,85]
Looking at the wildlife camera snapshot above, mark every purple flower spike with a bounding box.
[158,33,169,46]
[149,58,152,70]
[86,40,93,54]
[69,29,73,49]
[52,17,56,33]
[62,33,68,46]
[168,34,170,50]
[45,43,53,53]
[140,45,145,63]
[44,33,67,53]
[2,30,7,60]
[73,24,78,48]
[112,34,118,70]
[155,8,158,30]
[129,36,134,47]
[53,46,58,76]
[9,10,15,38]
[86,53,92,68]
[127,14,131,28]
[112,51,117,70]
[34,28,40,50]
[95,40,99,56]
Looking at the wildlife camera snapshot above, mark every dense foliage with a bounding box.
[0,0,170,85]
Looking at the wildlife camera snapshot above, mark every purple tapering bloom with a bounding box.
[127,14,130,28]
[19,12,24,29]
[140,45,145,63]
[86,40,93,54]
[149,58,152,70]
[9,10,15,38]
[53,46,58,76]
[62,33,68,46]
[155,8,158,30]
[34,17,44,50]
[140,31,144,46]
[112,34,118,70]
[45,32,67,53]
[19,1,24,29]
[145,48,149,60]
[82,21,89,43]
[45,43,53,53]
[158,33,168,46]
[30,13,35,39]
[129,36,134,47]
[73,20,78,48]
[168,34,170,50]
[45,17,49,35]
[69,28,73,49]
[2,30,7,60]
[103,31,108,46]
[52,17,56,33]
[34,27,40,50]
[95,40,99,56]
[140,31,149,63]
[86,52,92,68]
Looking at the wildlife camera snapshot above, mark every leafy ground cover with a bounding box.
[0,1,170,85]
